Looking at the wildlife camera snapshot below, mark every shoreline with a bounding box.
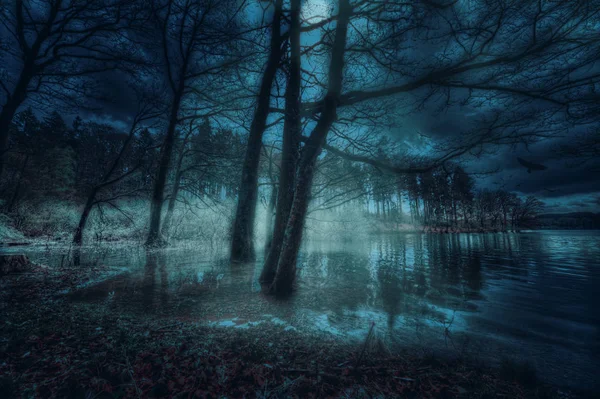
[2,227,600,249]
[1,264,595,398]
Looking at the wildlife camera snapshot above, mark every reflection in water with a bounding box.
[10,231,600,390]
[141,250,169,312]
[142,251,156,310]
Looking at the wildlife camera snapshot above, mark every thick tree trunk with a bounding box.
[271,0,351,296]
[263,147,280,256]
[0,67,32,179]
[146,92,183,247]
[0,102,17,179]
[263,182,278,254]
[260,0,302,284]
[230,0,283,262]
[161,170,183,238]
[271,99,345,296]
[73,189,97,245]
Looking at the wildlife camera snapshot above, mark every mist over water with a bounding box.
[9,230,600,390]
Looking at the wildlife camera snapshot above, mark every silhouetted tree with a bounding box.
[0,0,142,178]
[143,0,244,246]
[231,0,285,262]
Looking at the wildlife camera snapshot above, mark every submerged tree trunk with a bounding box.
[261,0,302,284]
[230,0,283,262]
[146,90,183,247]
[270,0,351,296]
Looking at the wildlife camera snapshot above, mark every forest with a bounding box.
[2,108,544,239]
[1,0,599,398]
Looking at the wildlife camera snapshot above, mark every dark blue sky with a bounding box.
[397,107,600,214]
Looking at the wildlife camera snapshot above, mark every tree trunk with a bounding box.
[414,198,420,221]
[397,188,403,221]
[162,137,188,238]
[73,188,98,245]
[0,66,33,179]
[261,0,302,284]
[146,91,183,247]
[264,182,278,254]
[161,170,183,238]
[271,0,351,296]
[0,0,59,179]
[452,200,457,227]
[6,154,29,212]
[72,112,139,246]
[230,0,283,262]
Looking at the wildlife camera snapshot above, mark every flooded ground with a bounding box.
[5,230,600,391]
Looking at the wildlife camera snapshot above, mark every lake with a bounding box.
[8,230,600,391]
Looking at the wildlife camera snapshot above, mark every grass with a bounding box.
[1,198,376,247]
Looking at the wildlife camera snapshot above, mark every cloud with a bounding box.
[540,194,600,213]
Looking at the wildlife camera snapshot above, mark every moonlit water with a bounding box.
[10,230,600,390]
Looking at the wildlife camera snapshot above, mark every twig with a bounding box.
[123,347,142,399]
[355,321,375,368]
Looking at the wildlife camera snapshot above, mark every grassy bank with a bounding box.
[0,199,379,246]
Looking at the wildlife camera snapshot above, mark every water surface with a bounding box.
[7,231,600,390]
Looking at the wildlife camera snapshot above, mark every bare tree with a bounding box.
[257,0,599,294]
[73,95,159,245]
[269,0,353,295]
[143,0,246,246]
[260,0,303,283]
[0,0,142,178]
[230,0,284,262]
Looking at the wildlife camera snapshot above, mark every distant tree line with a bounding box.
[1,107,244,240]
[308,154,544,231]
[536,212,600,230]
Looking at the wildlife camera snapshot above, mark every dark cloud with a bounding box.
[388,98,599,214]
[81,70,140,125]
[470,139,600,212]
